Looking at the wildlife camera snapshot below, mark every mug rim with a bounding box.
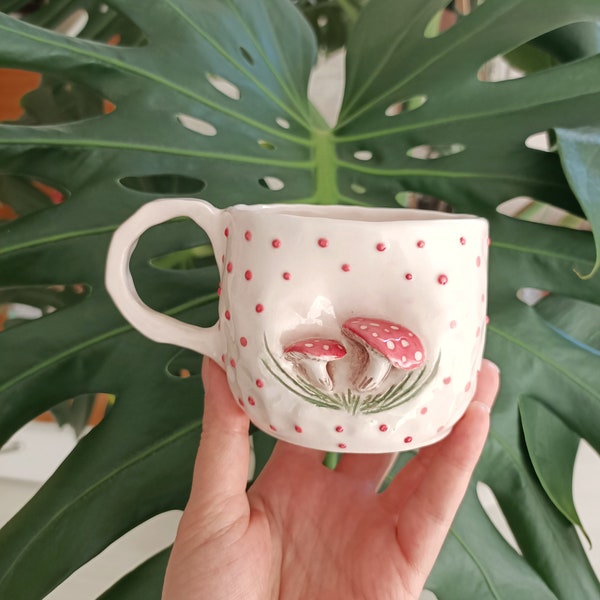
[226,203,487,224]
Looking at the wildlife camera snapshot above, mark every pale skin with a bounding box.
[163,358,500,600]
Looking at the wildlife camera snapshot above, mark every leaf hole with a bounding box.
[48,392,114,436]
[258,139,276,150]
[525,131,554,152]
[317,15,329,28]
[206,73,241,101]
[1,69,114,125]
[476,482,522,555]
[120,174,206,195]
[384,94,428,117]
[0,284,90,332]
[516,287,549,307]
[407,143,466,160]
[150,243,215,271]
[0,175,67,220]
[350,183,367,195]
[424,0,487,39]
[167,349,202,378]
[177,113,217,136]
[497,197,590,230]
[240,47,255,65]
[353,150,373,162]
[259,176,285,191]
[275,117,291,130]
[55,9,89,37]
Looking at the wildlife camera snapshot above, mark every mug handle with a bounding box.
[105,198,223,360]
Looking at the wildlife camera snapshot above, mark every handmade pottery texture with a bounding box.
[106,200,488,453]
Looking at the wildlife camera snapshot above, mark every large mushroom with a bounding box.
[283,338,347,391]
[341,317,425,392]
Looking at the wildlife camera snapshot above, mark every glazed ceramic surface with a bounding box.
[106,199,489,453]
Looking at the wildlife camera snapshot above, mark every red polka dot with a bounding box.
[450,320,457,329]
[405,273,413,280]
[221,254,225,263]
[226,262,233,273]
[230,358,236,368]
[420,407,428,415]
[318,238,329,248]
[224,310,231,320]
[443,377,451,385]
[465,382,472,392]
[417,240,425,248]
[338,443,347,449]
[295,425,303,433]
[438,274,448,285]
[341,264,351,272]
[476,256,481,267]
[437,425,445,433]
[379,424,388,432]
[221,354,225,363]
[376,242,387,252]
[256,379,264,388]
[335,425,344,433]
[245,270,253,280]
[248,396,256,406]
[240,337,248,347]
[269,424,277,431]
[244,230,252,241]
[460,237,466,245]
[404,436,413,444]
[255,304,264,313]
[283,272,291,280]
[224,227,229,237]
[481,293,486,302]
[272,239,281,248]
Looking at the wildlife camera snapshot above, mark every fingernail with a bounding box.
[471,400,491,414]
[485,359,500,375]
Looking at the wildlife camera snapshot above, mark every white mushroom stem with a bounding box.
[297,358,333,391]
[355,347,391,392]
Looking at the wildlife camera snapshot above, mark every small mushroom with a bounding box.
[283,338,347,391]
[341,317,425,392]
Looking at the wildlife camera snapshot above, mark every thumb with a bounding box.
[187,358,251,510]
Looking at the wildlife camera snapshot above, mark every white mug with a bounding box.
[105,199,488,453]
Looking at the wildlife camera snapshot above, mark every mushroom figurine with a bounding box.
[341,317,425,392]
[283,338,347,391]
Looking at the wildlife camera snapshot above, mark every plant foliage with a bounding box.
[0,0,599,597]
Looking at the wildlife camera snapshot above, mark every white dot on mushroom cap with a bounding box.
[401,356,407,363]
[409,332,414,337]
[360,325,368,330]
[372,332,378,337]
[305,343,314,348]
[401,339,409,348]
[370,323,380,327]
[390,325,399,330]
[414,351,423,361]
[323,345,330,350]
[386,340,395,350]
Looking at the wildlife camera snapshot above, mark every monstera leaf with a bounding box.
[1,0,600,598]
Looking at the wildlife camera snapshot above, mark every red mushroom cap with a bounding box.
[284,338,347,360]
[341,317,425,370]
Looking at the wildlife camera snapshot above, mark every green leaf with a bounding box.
[98,548,171,600]
[519,396,589,543]
[556,126,600,279]
[1,0,600,597]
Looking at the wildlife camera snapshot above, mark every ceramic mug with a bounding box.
[105,199,488,453]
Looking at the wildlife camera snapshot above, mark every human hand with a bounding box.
[163,358,500,600]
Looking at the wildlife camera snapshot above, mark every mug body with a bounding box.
[218,204,488,453]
